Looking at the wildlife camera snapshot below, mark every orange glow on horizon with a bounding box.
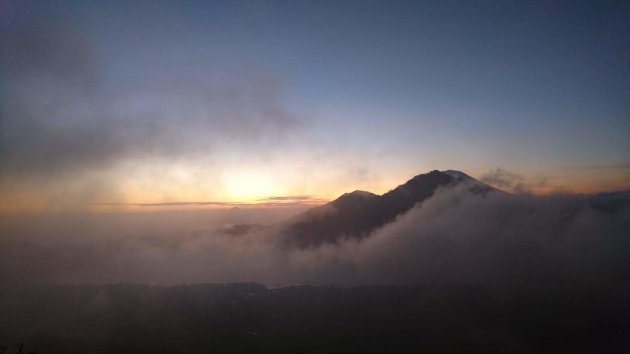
[1,167,628,215]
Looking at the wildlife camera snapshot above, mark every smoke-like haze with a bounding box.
[0,2,300,178]
[479,168,553,194]
[1,186,627,286]
[0,1,305,209]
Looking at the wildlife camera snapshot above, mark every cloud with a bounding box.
[346,185,614,284]
[480,168,526,192]
[256,195,328,205]
[479,167,552,194]
[88,195,327,209]
[0,3,302,192]
[1,185,627,286]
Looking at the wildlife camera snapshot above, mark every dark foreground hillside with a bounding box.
[1,280,628,354]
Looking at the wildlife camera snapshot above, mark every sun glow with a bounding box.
[222,170,284,202]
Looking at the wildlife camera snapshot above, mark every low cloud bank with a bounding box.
[1,186,628,286]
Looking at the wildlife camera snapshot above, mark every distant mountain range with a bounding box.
[281,170,499,247]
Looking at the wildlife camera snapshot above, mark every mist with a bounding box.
[0,1,305,211]
[2,186,627,287]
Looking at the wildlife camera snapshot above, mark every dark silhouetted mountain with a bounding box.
[282,170,497,247]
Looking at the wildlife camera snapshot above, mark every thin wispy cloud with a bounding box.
[90,195,328,208]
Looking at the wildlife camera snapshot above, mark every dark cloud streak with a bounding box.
[90,196,327,208]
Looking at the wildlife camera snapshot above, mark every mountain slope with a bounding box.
[282,170,497,248]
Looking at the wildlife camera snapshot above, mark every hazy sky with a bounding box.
[1,0,629,212]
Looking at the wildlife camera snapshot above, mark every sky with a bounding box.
[1,0,629,213]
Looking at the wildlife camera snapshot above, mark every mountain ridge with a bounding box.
[281,170,497,247]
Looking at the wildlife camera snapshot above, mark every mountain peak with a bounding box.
[284,170,469,248]
[331,190,378,209]
[442,170,475,182]
[339,190,377,199]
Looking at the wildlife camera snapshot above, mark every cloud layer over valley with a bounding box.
[2,185,627,287]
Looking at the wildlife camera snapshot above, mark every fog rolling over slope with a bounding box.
[281,170,497,247]
[1,170,630,352]
[2,0,630,351]
[1,170,628,286]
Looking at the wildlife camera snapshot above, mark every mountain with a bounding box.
[282,170,498,248]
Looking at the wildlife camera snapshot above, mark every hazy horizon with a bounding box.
[2,0,629,215]
[1,2,630,351]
